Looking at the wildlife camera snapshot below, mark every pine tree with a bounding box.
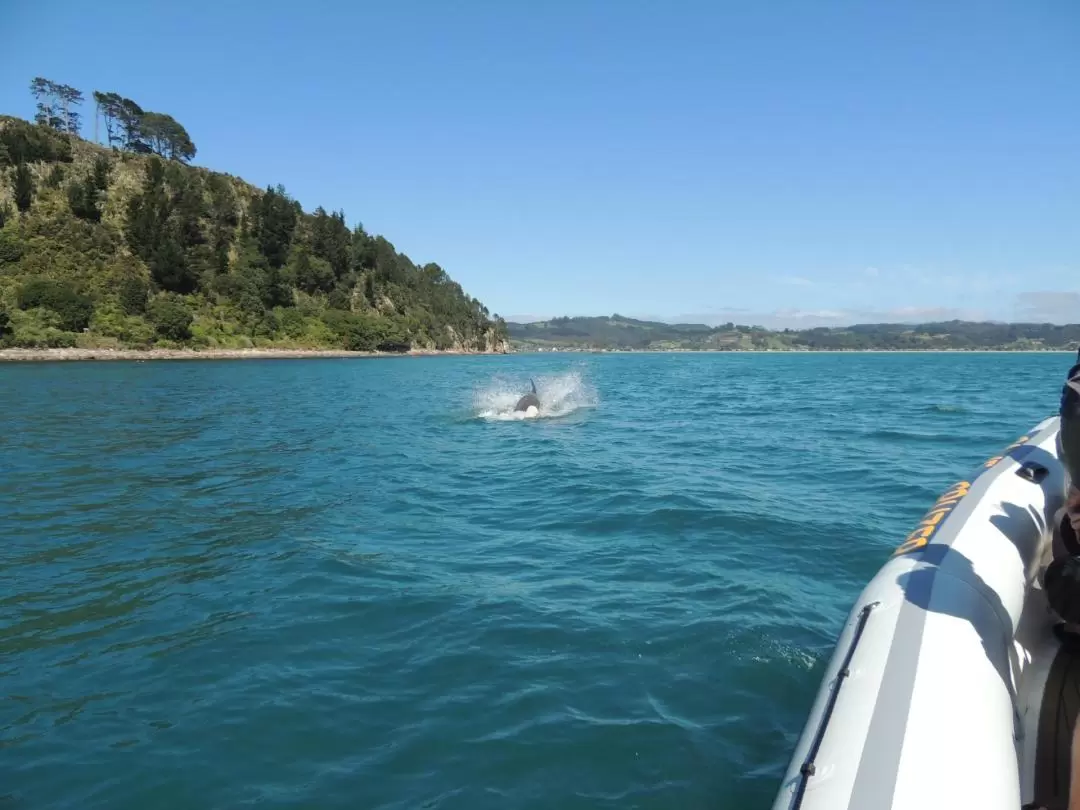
[91,155,110,191]
[13,162,33,212]
[68,178,100,222]
[139,112,197,162]
[252,186,298,268]
[150,233,194,293]
[126,158,169,261]
[57,84,83,134]
[30,78,61,129]
[93,91,122,147]
[29,77,83,133]
[115,97,147,151]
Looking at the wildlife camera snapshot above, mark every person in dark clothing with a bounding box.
[1061,350,1080,498]
[1047,351,1080,637]
[1029,353,1080,810]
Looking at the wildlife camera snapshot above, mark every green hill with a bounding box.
[0,102,508,352]
[509,315,1080,352]
[510,315,722,350]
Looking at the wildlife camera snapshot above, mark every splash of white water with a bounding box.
[474,370,598,421]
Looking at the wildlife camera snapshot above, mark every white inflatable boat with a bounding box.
[773,415,1074,810]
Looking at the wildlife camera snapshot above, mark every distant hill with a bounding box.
[509,315,715,349]
[508,315,1080,352]
[0,89,507,352]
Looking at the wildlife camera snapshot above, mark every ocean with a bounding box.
[0,352,1069,809]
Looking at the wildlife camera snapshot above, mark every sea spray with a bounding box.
[474,369,599,421]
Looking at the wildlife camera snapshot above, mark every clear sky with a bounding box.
[3,0,1078,326]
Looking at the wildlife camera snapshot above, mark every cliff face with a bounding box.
[0,116,509,352]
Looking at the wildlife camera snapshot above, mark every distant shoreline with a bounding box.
[511,347,1076,355]
[0,348,505,362]
[0,346,1073,362]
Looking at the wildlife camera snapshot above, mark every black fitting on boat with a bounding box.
[790,601,879,810]
[1016,461,1049,484]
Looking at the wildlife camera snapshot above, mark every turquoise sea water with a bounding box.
[1,352,1070,809]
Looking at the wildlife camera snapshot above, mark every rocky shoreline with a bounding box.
[0,347,507,362]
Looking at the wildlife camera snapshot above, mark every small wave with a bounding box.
[928,404,968,414]
[473,370,598,421]
[866,427,963,444]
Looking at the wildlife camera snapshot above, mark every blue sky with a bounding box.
[3,0,1078,326]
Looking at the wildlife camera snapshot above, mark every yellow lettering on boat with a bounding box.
[893,480,971,556]
[922,509,948,528]
[985,435,1032,470]
[891,427,1045,557]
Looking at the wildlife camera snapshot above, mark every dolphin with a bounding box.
[514,379,541,416]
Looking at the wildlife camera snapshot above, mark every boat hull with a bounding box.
[773,416,1067,810]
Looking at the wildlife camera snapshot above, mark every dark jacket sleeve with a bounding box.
[1060,350,1080,486]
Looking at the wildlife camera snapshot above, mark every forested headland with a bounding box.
[510,315,1080,352]
[0,78,508,353]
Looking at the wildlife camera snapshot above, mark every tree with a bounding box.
[13,162,33,212]
[371,236,405,283]
[351,226,377,271]
[30,77,61,129]
[151,232,195,294]
[94,91,114,146]
[118,277,149,315]
[213,237,290,315]
[206,174,238,273]
[90,92,147,150]
[311,208,351,278]
[0,309,11,338]
[147,296,192,341]
[116,97,146,150]
[287,243,334,293]
[0,118,73,166]
[92,91,125,147]
[422,263,448,286]
[126,157,168,257]
[139,112,196,162]
[17,279,94,331]
[167,166,205,249]
[125,158,199,293]
[251,185,298,267]
[30,77,82,134]
[68,178,100,222]
[141,114,170,155]
[91,155,110,191]
[57,84,83,135]
[68,156,110,222]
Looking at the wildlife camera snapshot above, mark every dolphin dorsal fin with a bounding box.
[531,378,537,394]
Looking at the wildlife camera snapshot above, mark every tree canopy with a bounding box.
[0,109,507,354]
[30,78,82,134]
[27,78,198,163]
